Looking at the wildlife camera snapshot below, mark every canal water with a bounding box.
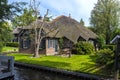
[14,67,81,80]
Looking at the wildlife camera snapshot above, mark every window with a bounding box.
[39,39,45,49]
[53,40,55,48]
[48,39,58,49]
[23,39,28,48]
[48,39,53,48]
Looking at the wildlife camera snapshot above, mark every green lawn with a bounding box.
[7,53,109,76]
[2,46,18,52]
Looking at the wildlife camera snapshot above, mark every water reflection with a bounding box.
[14,67,80,80]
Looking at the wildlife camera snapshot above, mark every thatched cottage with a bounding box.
[18,15,97,55]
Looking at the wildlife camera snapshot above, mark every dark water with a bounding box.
[14,67,80,80]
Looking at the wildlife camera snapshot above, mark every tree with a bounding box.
[0,0,27,52]
[33,10,49,57]
[12,0,53,57]
[0,0,11,21]
[30,0,54,57]
[90,0,120,44]
[80,18,84,26]
[96,35,105,50]
[0,0,27,21]
[112,28,120,38]
[0,22,13,42]
[12,8,36,27]
[0,21,13,52]
[0,0,24,41]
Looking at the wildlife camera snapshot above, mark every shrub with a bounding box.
[6,42,19,47]
[96,49,114,65]
[96,35,105,49]
[73,41,95,55]
[102,45,115,51]
[0,42,3,52]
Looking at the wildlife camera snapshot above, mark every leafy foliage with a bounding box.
[0,42,3,52]
[102,45,115,51]
[0,0,11,20]
[74,41,95,55]
[90,0,120,44]
[80,18,84,26]
[0,0,27,52]
[5,42,19,47]
[0,0,27,21]
[0,22,13,42]
[12,8,36,27]
[96,49,114,65]
[112,28,120,39]
[96,35,105,49]
[59,38,64,48]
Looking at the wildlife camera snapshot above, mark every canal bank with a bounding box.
[14,62,108,80]
[14,67,79,80]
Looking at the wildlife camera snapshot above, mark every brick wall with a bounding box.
[46,47,55,55]
[45,38,58,55]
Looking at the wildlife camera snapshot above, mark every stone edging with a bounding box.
[14,62,109,80]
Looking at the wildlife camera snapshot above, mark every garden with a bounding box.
[0,41,115,77]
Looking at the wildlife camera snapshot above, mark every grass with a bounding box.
[7,53,109,76]
[2,46,18,52]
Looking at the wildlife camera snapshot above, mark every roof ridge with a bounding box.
[50,15,72,23]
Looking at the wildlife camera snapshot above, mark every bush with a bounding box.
[6,42,19,47]
[73,41,95,55]
[96,49,114,65]
[0,42,3,52]
[96,35,105,49]
[102,45,115,51]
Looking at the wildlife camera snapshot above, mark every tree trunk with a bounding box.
[32,8,49,57]
[106,37,110,44]
[106,28,111,44]
[33,26,40,57]
[34,43,39,57]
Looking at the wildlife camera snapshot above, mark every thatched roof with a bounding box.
[13,27,22,34]
[48,15,97,43]
[22,20,48,29]
[22,15,97,43]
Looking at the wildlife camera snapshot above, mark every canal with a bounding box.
[14,67,81,80]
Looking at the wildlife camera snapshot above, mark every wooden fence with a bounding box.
[0,56,14,79]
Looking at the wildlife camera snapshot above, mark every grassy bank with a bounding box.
[7,53,111,76]
[2,46,18,52]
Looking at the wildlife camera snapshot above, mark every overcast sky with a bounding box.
[8,0,98,26]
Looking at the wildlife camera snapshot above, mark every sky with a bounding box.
[8,0,98,26]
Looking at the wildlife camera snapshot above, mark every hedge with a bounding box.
[0,42,3,52]
[102,45,115,51]
[5,42,19,47]
[73,41,95,55]
[96,49,114,65]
